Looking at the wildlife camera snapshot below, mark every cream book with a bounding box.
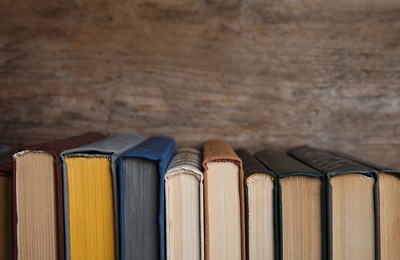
[165,148,204,260]
[202,139,245,260]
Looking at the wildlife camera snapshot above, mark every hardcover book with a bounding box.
[61,133,143,260]
[0,162,12,260]
[202,139,245,260]
[235,149,278,260]
[328,150,400,260]
[255,149,325,260]
[119,136,175,260]
[165,148,204,260]
[288,145,378,260]
[12,132,105,260]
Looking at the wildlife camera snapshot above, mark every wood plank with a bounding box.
[0,0,399,168]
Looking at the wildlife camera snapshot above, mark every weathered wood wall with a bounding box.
[0,0,399,168]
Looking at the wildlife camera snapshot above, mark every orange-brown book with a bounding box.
[0,162,12,260]
[12,132,105,260]
[202,139,245,260]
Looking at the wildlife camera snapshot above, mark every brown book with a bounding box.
[202,139,245,260]
[0,162,12,260]
[12,132,106,260]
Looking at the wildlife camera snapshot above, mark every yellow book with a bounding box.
[62,133,143,260]
[65,156,114,259]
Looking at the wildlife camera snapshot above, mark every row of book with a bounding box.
[0,132,398,260]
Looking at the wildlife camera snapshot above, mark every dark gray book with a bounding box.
[288,145,378,260]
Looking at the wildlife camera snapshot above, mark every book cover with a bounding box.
[255,149,326,260]
[202,139,245,260]
[61,133,143,260]
[0,162,12,260]
[235,148,278,260]
[119,136,175,260]
[288,145,378,260]
[12,132,105,260]
[165,147,204,260]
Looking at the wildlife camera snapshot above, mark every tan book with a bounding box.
[202,139,245,260]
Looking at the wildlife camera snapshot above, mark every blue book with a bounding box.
[119,136,175,260]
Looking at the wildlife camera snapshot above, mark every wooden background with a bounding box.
[0,0,399,168]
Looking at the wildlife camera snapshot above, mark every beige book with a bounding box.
[202,139,245,260]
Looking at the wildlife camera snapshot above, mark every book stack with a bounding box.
[0,133,398,260]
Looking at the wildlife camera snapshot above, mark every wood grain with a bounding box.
[0,0,399,168]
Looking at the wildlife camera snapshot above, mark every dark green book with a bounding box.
[288,145,378,260]
[235,149,278,260]
[255,149,326,260]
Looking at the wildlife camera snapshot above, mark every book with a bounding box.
[61,133,143,260]
[0,162,12,260]
[254,149,325,260]
[235,149,278,260]
[202,139,245,260]
[288,145,378,260]
[165,148,204,260]
[12,132,105,260]
[328,150,400,260]
[119,136,175,260]
[0,145,12,164]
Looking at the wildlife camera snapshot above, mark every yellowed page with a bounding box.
[16,152,57,259]
[66,156,115,260]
